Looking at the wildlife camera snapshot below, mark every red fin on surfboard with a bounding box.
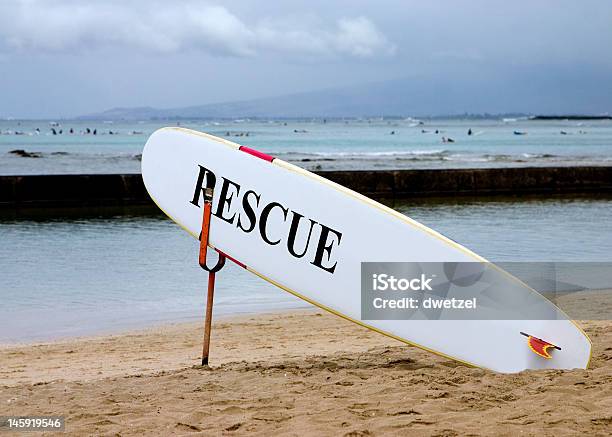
[520,332,561,359]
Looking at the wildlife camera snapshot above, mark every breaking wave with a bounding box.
[5,148,608,173]
[7,149,143,161]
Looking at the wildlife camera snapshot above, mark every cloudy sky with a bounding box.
[1,0,611,118]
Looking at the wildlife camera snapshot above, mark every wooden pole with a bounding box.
[201,271,216,366]
[198,187,226,367]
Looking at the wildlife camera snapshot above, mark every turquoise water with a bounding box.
[1,196,611,343]
[1,118,612,174]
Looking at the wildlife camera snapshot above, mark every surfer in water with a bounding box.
[468,128,472,136]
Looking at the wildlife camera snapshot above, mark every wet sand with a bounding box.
[1,307,611,436]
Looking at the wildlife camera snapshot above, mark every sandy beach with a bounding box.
[1,305,611,436]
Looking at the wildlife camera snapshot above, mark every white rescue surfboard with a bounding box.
[141,127,591,373]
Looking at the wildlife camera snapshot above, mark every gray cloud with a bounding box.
[1,0,611,118]
[0,0,395,58]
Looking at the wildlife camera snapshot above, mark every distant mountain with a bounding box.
[81,80,432,120]
[85,106,162,120]
[81,70,612,120]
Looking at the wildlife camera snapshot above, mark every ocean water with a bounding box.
[1,118,612,174]
[1,196,611,343]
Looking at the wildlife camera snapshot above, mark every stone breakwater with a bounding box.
[1,166,611,207]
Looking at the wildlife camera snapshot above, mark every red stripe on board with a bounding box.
[216,249,247,269]
[239,146,275,162]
